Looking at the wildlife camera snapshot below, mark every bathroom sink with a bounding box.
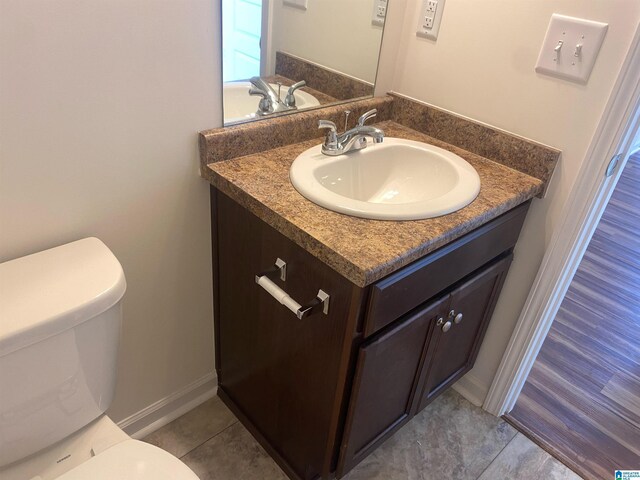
[289,138,481,220]
[223,82,320,123]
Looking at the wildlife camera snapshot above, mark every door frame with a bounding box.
[483,23,640,417]
[260,0,275,76]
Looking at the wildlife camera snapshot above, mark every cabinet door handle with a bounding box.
[437,316,452,332]
[255,258,330,319]
[448,310,463,325]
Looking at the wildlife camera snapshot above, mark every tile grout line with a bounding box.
[179,419,240,460]
[473,427,519,480]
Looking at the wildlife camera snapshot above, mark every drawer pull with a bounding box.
[255,258,330,319]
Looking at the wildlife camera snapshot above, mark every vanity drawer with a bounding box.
[363,201,530,337]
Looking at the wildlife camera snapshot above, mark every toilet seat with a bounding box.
[56,439,199,480]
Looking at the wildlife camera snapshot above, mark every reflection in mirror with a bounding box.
[221,0,388,125]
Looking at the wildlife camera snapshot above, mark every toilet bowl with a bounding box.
[0,238,199,479]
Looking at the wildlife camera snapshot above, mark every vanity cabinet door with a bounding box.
[337,296,449,477]
[415,254,513,412]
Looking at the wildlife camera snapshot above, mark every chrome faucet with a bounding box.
[249,77,308,116]
[248,77,290,116]
[318,109,384,156]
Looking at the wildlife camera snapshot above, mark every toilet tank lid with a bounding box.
[0,238,126,357]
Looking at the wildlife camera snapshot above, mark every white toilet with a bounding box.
[0,238,199,480]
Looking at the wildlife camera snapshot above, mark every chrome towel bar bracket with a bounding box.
[255,258,330,319]
[255,257,287,282]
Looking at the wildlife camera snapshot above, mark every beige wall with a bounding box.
[270,0,384,83]
[0,0,222,421]
[3,0,637,425]
[383,0,640,401]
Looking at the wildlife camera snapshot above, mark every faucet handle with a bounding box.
[357,109,377,127]
[318,120,337,133]
[249,88,273,114]
[318,120,338,150]
[288,80,306,93]
[285,81,307,107]
[284,80,307,107]
[248,87,268,98]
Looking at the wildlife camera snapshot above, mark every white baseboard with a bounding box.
[453,372,488,408]
[117,372,218,440]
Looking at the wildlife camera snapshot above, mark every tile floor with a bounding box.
[144,390,583,480]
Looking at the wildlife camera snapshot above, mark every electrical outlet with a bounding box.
[371,0,388,27]
[424,16,434,29]
[416,0,445,40]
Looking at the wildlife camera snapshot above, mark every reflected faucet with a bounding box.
[284,81,307,108]
[249,76,308,116]
[248,77,289,116]
[318,109,384,156]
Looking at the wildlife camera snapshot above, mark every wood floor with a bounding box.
[507,152,640,479]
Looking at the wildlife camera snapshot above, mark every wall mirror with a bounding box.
[221,0,389,126]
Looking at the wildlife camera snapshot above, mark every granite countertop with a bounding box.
[203,121,543,287]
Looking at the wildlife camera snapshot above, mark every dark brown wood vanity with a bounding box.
[210,188,530,480]
[200,92,559,480]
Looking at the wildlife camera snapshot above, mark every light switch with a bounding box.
[416,0,446,41]
[371,0,388,27]
[283,0,308,11]
[535,14,608,84]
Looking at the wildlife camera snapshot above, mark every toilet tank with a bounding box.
[0,238,126,467]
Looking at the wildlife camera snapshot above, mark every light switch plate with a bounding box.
[283,0,307,10]
[371,0,388,27]
[535,14,608,84]
[416,0,445,41]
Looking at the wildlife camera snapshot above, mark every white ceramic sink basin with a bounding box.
[223,82,320,124]
[289,138,481,220]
